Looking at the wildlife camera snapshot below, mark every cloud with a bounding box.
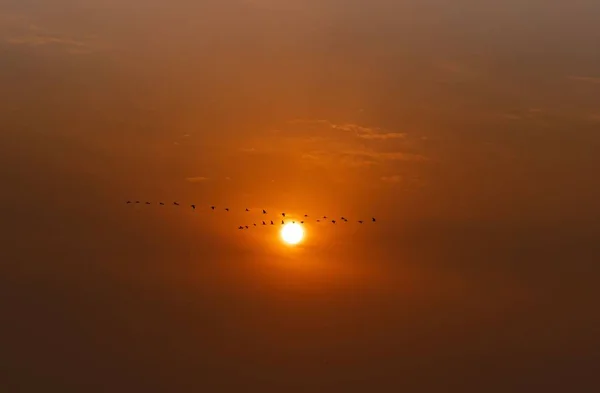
[344,150,427,163]
[185,176,209,183]
[381,175,402,183]
[289,119,406,140]
[2,17,95,54]
[568,75,600,85]
[5,35,86,48]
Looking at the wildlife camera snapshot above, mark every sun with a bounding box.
[281,223,304,245]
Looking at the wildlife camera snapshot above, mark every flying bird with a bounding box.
[238,226,244,230]
[316,220,320,222]
[173,202,179,206]
[281,220,285,225]
[135,201,140,204]
[145,202,151,205]
[358,220,363,224]
[332,220,336,224]
[159,202,164,205]
[262,209,267,214]
[262,221,266,225]
[372,217,376,222]
[225,208,229,212]
[253,223,256,226]
[126,201,131,204]
[245,225,249,229]
[304,214,308,217]
[282,213,286,217]
[211,206,215,210]
[270,221,274,225]
[245,208,250,212]
[323,216,327,219]
[191,205,196,210]
[300,221,304,224]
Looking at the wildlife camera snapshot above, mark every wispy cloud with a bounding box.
[289,119,406,140]
[2,17,96,54]
[568,75,600,85]
[186,176,209,183]
[381,175,402,183]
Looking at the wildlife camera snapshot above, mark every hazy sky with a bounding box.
[1,1,599,391]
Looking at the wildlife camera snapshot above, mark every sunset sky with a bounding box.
[1,1,599,391]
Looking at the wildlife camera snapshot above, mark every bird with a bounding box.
[126,201,131,204]
[304,214,308,218]
[372,217,376,222]
[159,202,165,205]
[262,209,267,214]
[210,206,215,210]
[191,204,196,210]
[316,220,320,222]
[292,221,295,224]
[238,226,244,230]
[341,216,346,221]
[282,213,286,217]
[300,221,304,224]
[173,202,179,206]
[262,221,266,225]
[270,221,274,225]
[323,216,327,219]
[281,220,285,225]
[135,201,140,204]
[358,220,363,224]
[245,225,249,229]
[245,208,250,212]
[145,202,151,205]
[332,220,336,224]
[225,208,229,212]
[253,223,256,227]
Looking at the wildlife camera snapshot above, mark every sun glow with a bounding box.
[281,223,304,245]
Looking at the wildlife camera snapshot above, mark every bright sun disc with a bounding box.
[281,223,304,245]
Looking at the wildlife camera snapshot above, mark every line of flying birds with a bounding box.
[125,200,376,229]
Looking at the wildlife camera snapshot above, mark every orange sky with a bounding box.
[1,1,600,391]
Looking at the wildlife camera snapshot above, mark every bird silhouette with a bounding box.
[225,208,229,212]
[245,208,250,212]
[135,201,140,204]
[341,216,346,221]
[292,221,295,224]
[372,217,376,222]
[316,220,320,222]
[282,213,286,217]
[253,223,256,226]
[304,214,308,218]
[270,220,274,225]
[191,205,196,210]
[323,216,327,219]
[238,226,244,230]
[300,221,304,224]
[145,202,151,205]
[126,201,131,204]
[245,225,249,229]
[211,206,215,210]
[332,220,336,224]
[159,202,164,206]
[173,202,179,206]
[358,220,363,224]
[281,220,285,225]
[262,209,267,214]
[262,221,266,225]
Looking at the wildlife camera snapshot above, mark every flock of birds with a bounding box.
[125,200,377,229]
